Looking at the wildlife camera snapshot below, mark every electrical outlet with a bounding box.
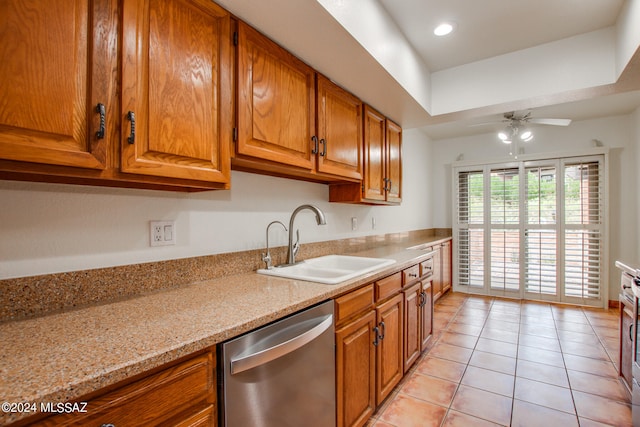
[372,217,376,230]
[351,217,357,231]
[150,220,176,246]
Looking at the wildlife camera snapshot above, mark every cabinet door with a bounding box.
[316,75,362,180]
[236,21,316,170]
[432,246,443,301]
[385,119,402,203]
[336,311,376,427]
[362,105,386,202]
[441,241,452,293]
[36,352,215,426]
[621,304,634,391]
[403,282,421,373]
[420,281,433,352]
[375,293,404,405]
[121,0,232,183]
[0,0,107,169]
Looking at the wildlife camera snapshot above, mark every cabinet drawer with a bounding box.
[376,272,402,300]
[419,258,434,278]
[335,284,374,324]
[36,352,215,426]
[401,265,420,286]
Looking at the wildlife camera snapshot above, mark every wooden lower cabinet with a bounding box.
[33,351,216,426]
[336,310,377,427]
[336,263,444,427]
[402,252,435,374]
[420,281,433,352]
[403,279,434,373]
[375,294,404,405]
[335,274,404,427]
[441,241,452,294]
[403,281,422,372]
[620,296,635,392]
[431,246,443,301]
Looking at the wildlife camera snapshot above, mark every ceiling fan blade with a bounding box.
[468,120,506,127]
[528,118,572,126]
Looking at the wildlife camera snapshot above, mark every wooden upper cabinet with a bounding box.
[362,106,387,202]
[121,0,232,184]
[329,105,402,205]
[386,119,402,203]
[316,75,362,180]
[235,21,362,183]
[0,0,108,170]
[236,21,316,171]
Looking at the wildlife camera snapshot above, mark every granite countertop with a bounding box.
[615,260,640,277]
[0,236,450,425]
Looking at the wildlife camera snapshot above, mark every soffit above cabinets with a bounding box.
[217,0,640,138]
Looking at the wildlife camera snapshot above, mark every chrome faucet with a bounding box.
[284,204,327,265]
[262,221,287,269]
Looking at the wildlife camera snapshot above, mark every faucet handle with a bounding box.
[292,229,300,257]
[262,252,272,269]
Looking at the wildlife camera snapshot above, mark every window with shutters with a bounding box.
[489,167,520,292]
[457,170,484,289]
[453,155,605,307]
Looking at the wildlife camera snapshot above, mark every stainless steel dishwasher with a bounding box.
[219,300,336,427]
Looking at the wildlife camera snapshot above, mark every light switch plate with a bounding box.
[150,220,176,246]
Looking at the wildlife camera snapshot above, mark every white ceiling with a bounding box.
[215,0,640,140]
[376,0,640,139]
[378,0,625,72]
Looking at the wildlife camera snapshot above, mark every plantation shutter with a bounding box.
[563,159,603,301]
[489,167,520,292]
[524,165,558,295]
[453,154,605,307]
[456,170,484,288]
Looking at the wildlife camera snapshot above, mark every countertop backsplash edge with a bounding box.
[0,228,452,322]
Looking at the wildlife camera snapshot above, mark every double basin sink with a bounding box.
[257,255,396,285]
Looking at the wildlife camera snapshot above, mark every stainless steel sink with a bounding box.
[257,255,396,285]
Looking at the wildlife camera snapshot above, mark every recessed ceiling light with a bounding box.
[434,22,454,36]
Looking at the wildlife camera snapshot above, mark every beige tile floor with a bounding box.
[367,292,632,427]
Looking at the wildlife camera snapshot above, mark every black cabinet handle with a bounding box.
[126,111,136,144]
[383,177,392,192]
[378,321,385,340]
[311,136,319,154]
[319,138,326,156]
[95,103,105,139]
[373,326,379,346]
[630,323,634,343]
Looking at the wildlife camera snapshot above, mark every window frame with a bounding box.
[452,150,609,308]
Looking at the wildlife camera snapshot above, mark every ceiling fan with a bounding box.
[474,111,572,144]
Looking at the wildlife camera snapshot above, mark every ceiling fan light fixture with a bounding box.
[498,127,514,143]
[519,130,533,142]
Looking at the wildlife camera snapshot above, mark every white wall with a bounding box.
[0,129,432,280]
[431,29,616,114]
[429,112,639,301]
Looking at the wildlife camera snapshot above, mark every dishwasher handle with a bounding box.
[230,314,333,375]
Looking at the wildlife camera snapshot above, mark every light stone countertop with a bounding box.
[0,238,449,425]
